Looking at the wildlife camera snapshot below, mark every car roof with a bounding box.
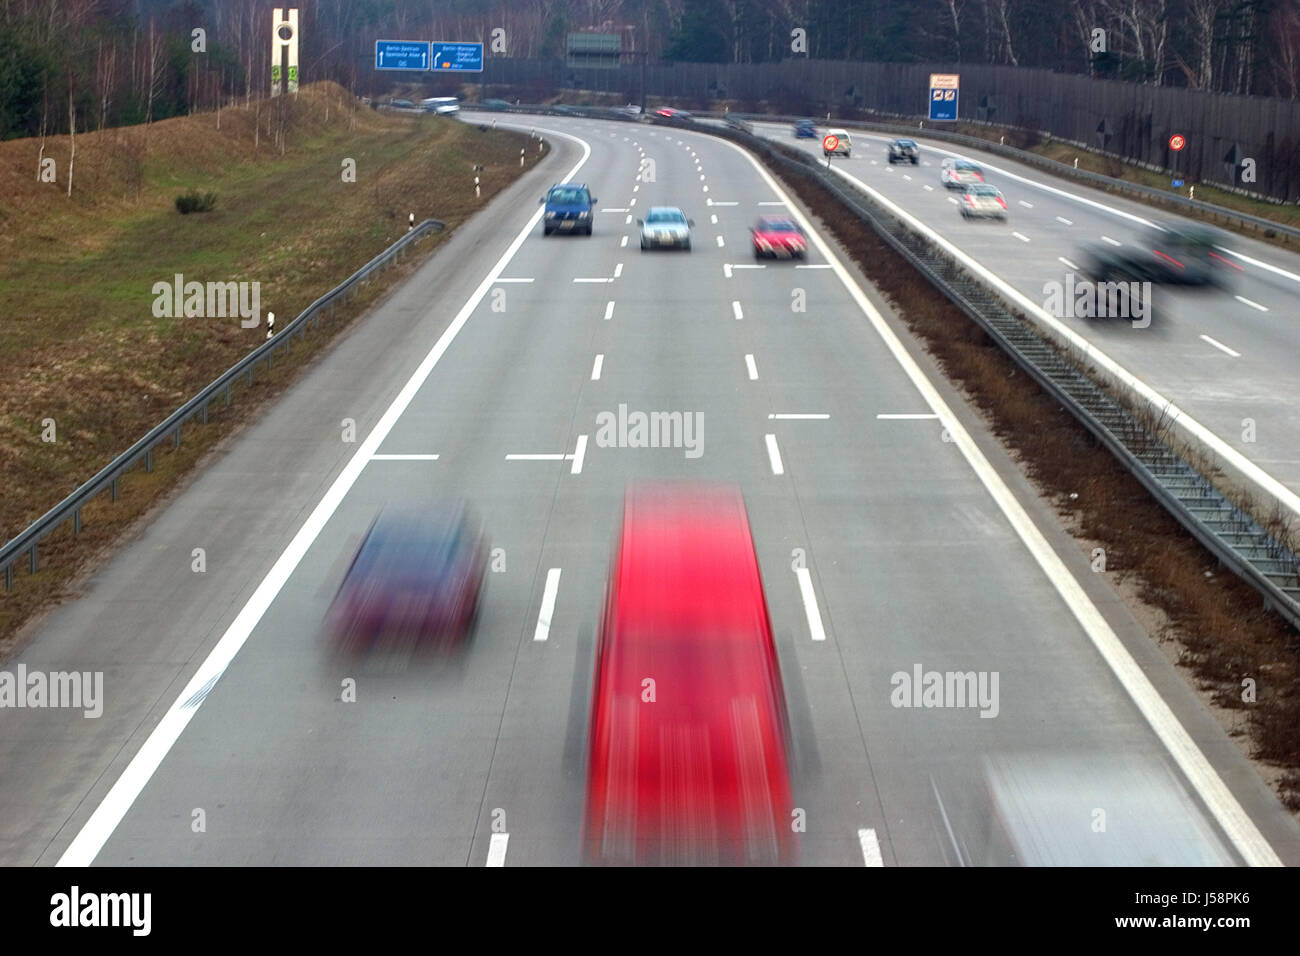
[755,215,798,228]
[826,127,849,134]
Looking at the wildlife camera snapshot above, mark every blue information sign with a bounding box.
[1172,179,1185,187]
[928,73,959,121]
[431,42,484,72]
[375,40,430,71]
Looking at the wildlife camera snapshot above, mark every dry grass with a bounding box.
[0,83,547,646]
[760,147,1300,807]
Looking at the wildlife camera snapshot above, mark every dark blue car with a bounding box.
[541,183,597,235]
[794,120,818,139]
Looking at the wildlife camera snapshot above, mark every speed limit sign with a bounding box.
[1169,134,1186,151]
[822,133,839,153]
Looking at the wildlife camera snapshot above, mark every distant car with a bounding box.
[421,96,459,115]
[551,104,578,115]
[620,104,643,116]
[751,216,807,259]
[326,504,487,653]
[541,183,597,235]
[583,482,797,866]
[793,119,818,139]
[654,107,692,121]
[478,98,511,111]
[638,207,693,251]
[960,184,1008,220]
[941,158,984,188]
[823,128,851,157]
[1079,221,1241,288]
[391,99,415,110]
[887,138,919,164]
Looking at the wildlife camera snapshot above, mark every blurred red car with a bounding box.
[751,216,807,260]
[583,482,796,865]
[326,503,487,653]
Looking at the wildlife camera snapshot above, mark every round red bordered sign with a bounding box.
[1169,134,1186,151]
[822,134,839,153]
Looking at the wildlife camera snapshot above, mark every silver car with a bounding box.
[960,184,1007,220]
[638,207,694,251]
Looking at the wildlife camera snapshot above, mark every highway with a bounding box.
[2,112,1298,866]
[741,119,1300,508]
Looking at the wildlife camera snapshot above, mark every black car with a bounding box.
[888,138,919,164]
[1080,222,1240,288]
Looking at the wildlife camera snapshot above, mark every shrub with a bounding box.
[175,190,217,214]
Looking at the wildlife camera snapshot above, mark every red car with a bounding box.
[583,482,797,866]
[751,216,807,260]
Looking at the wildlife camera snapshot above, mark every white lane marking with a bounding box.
[601,207,629,212]
[902,174,912,181]
[570,434,588,474]
[710,200,738,206]
[1012,232,1030,242]
[632,185,639,192]
[55,124,596,869]
[795,567,827,642]
[534,568,562,642]
[699,174,706,181]
[1058,256,1080,270]
[947,196,959,204]
[723,263,733,278]
[573,277,611,283]
[506,454,567,460]
[858,828,884,867]
[718,133,1284,867]
[745,354,758,380]
[614,262,623,278]
[758,200,786,205]
[731,264,765,269]
[1200,334,1241,357]
[768,413,830,420]
[591,354,604,379]
[1233,294,1269,312]
[796,264,832,269]
[625,215,632,224]
[1056,216,1073,225]
[1101,235,1122,246]
[765,434,784,475]
[1018,200,1034,208]
[732,300,744,320]
[710,214,719,224]
[493,278,534,283]
[703,185,709,192]
[629,198,636,207]
[370,454,441,460]
[877,413,939,420]
[923,184,934,191]
[604,301,615,320]
[486,833,509,867]
[620,235,628,247]
[716,235,725,247]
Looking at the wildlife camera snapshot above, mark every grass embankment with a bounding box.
[756,140,1300,807]
[0,82,547,646]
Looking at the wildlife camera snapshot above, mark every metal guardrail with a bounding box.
[1,219,445,591]
[705,122,1300,629]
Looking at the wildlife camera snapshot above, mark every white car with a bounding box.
[823,128,851,157]
[638,207,693,251]
[941,157,985,188]
[960,184,1008,220]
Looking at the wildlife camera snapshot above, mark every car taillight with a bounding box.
[966,195,976,205]
[975,173,984,181]
[997,196,1007,208]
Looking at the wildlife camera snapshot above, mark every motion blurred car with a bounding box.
[793,119,818,139]
[823,127,851,157]
[654,107,692,120]
[1079,221,1241,288]
[960,184,1008,220]
[390,99,415,110]
[478,98,511,111]
[326,503,487,653]
[887,138,919,164]
[751,215,807,259]
[583,482,797,866]
[940,157,984,188]
[541,183,597,235]
[638,207,693,250]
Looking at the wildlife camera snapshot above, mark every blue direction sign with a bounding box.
[431,41,484,72]
[375,40,430,71]
[929,73,959,121]
[1172,179,1185,187]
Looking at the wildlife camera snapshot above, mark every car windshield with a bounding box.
[897,140,916,147]
[548,188,588,204]
[647,210,685,224]
[759,219,797,232]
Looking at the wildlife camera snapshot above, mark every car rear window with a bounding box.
[956,161,981,171]
[549,188,588,204]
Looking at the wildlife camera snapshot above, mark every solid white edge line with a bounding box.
[858,828,884,866]
[794,567,827,642]
[764,434,784,475]
[712,133,1281,867]
[745,354,758,379]
[56,124,596,868]
[732,300,744,320]
[1199,334,1241,358]
[570,434,588,474]
[591,354,603,379]
[486,833,509,866]
[534,568,562,642]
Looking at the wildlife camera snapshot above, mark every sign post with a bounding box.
[1169,133,1186,187]
[928,73,959,121]
[822,133,838,168]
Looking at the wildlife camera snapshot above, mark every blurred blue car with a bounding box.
[793,119,818,139]
[327,503,487,652]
